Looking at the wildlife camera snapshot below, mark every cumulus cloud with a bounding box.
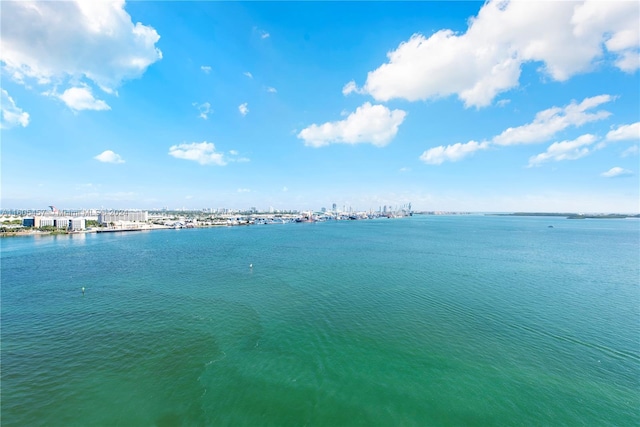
[357,1,638,107]
[193,102,211,119]
[243,71,253,79]
[238,103,249,116]
[1,89,30,129]
[266,87,277,93]
[1,1,161,102]
[493,95,612,146]
[56,86,111,111]
[421,95,611,165]
[601,166,633,178]
[528,134,597,167]
[168,142,226,166]
[420,141,490,165]
[342,80,363,96]
[201,65,211,74]
[94,150,125,164]
[605,122,640,142]
[297,102,406,148]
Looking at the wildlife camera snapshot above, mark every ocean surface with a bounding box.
[2,215,639,426]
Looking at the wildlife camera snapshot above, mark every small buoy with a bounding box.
[249,264,253,268]
[81,287,85,294]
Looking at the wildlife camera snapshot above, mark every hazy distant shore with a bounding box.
[489,213,640,219]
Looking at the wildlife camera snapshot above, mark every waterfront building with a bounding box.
[55,218,70,229]
[38,217,55,227]
[70,218,86,231]
[98,210,148,224]
[22,216,88,230]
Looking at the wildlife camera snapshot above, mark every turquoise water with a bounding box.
[2,215,639,426]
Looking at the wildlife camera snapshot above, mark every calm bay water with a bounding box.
[2,215,639,426]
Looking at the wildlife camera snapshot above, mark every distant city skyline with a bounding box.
[0,203,416,216]
[2,1,639,213]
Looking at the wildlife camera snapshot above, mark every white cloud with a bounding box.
[253,26,270,40]
[282,186,289,192]
[399,167,411,173]
[342,80,363,96]
[605,122,640,142]
[237,188,251,193]
[421,95,612,166]
[227,150,250,163]
[56,86,110,111]
[493,95,612,146]
[358,1,639,107]
[601,166,633,178]
[574,1,640,73]
[622,145,639,157]
[201,65,211,74]
[94,150,125,164]
[1,89,30,129]
[613,50,640,73]
[420,140,490,165]
[193,102,211,119]
[243,71,253,79]
[168,142,226,166]
[266,87,277,93]
[297,102,406,148]
[239,103,249,116]
[496,99,511,107]
[528,134,597,167]
[1,1,162,93]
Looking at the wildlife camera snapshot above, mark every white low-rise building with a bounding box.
[55,218,70,229]
[38,217,55,227]
[98,211,148,224]
[22,216,87,231]
[70,218,86,231]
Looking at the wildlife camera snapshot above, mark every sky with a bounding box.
[1,0,639,213]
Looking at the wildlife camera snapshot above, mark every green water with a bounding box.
[2,216,639,426]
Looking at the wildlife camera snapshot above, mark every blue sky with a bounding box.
[1,1,639,212]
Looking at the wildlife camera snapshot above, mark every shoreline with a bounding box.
[0,216,407,238]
